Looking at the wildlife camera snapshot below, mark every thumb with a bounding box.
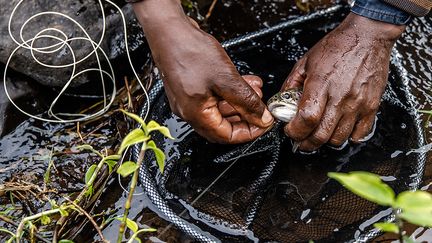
[282,57,307,90]
[214,75,273,128]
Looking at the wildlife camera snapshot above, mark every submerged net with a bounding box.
[135,5,426,243]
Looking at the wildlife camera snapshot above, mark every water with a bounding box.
[0,0,431,242]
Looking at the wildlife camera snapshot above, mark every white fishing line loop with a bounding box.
[4,0,151,123]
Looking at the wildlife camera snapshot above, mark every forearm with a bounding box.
[132,0,199,70]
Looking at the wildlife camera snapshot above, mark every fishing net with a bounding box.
[135,5,426,243]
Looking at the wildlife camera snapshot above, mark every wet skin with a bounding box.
[133,0,405,148]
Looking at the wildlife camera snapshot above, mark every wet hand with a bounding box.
[133,0,273,143]
[282,13,405,151]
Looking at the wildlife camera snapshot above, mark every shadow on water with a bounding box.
[0,0,431,242]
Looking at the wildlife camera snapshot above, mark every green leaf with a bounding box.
[120,110,147,130]
[147,140,165,173]
[128,228,158,243]
[104,154,121,161]
[147,121,174,139]
[116,217,139,233]
[117,161,139,177]
[76,144,103,157]
[85,164,97,186]
[146,120,160,130]
[59,240,75,243]
[399,211,432,227]
[395,191,432,213]
[419,110,432,115]
[41,215,51,225]
[76,144,94,151]
[59,205,69,217]
[44,159,54,184]
[125,218,139,233]
[105,160,117,173]
[373,222,399,234]
[118,128,148,155]
[328,171,395,206]
[85,185,94,197]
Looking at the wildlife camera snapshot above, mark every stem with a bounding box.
[395,214,404,242]
[204,0,217,21]
[15,208,61,242]
[55,153,109,239]
[127,228,157,243]
[64,198,108,243]
[117,143,147,243]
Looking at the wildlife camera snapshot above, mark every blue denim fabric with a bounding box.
[351,0,412,25]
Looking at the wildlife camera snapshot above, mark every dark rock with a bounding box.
[0,1,145,87]
[0,74,38,136]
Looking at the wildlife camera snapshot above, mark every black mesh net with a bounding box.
[138,7,426,243]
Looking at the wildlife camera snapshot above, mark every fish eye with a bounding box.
[281,92,291,99]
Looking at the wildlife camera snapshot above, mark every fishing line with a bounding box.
[3,0,151,123]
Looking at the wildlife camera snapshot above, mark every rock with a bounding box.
[0,74,38,136]
[0,0,145,87]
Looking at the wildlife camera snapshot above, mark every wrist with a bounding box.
[133,0,201,63]
[133,0,190,30]
[342,13,405,43]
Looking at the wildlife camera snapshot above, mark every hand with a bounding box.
[133,0,273,143]
[282,13,405,151]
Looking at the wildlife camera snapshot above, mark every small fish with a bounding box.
[267,88,302,152]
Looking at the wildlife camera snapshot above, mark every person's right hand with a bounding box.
[133,0,273,143]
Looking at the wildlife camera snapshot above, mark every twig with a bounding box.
[124,77,134,111]
[0,215,51,243]
[16,208,61,242]
[204,0,218,21]
[77,122,84,143]
[63,198,107,243]
[55,151,108,239]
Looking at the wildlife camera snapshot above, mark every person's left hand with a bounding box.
[282,13,405,151]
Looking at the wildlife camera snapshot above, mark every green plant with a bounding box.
[115,110,173,243]
[328,171,432,242]
[0,109,171,243]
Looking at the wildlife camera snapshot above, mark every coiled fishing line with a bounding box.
[3,0,151,123]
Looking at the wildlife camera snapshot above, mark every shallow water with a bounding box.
[0,0,431,242]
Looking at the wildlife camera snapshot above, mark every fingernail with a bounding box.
[261,109,273,124]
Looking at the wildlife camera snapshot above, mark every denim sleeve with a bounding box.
[351,0,412,25]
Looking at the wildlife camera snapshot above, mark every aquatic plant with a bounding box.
[328,171,432,242]
[0,109,172,243]
[115,109,173,243]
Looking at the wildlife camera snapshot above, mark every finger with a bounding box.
[190,102,267,144]
[218,101,237,117]
[284,77,328,141]
[225,115,241,123]
[350,114,377,143]
[242,75,263,89]
[194,117,267,144]
[298,105,342,151]
[281,57,307,90]
[328,114,357,147]
[218,76,263,117]
[214,75,273,128]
